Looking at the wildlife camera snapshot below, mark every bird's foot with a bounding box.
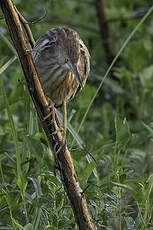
[42,110,53,121]
[42,97,56,122]
[51,127,64,135]
[53,138,66,156]
[55,141,66,155]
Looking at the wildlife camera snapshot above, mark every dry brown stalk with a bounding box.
[0,0,98,229]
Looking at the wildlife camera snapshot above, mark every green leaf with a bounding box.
[17,175,27,192]
[25,135,44,166]
[27,177,42,197]
[111,181,134,192]
[140,65,153,88]
[98,76,125,94]
[0,228,12,230]
[32,207,41,230]
[79,161,96,183]
[143,122,153,136]
[115,114,131,147]
[24,223,33,230]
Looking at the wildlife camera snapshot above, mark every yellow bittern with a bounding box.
[32,27,90,140]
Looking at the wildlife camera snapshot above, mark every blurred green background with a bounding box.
[1,0,153,229]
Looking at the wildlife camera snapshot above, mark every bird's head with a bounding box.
[45,27,83,88]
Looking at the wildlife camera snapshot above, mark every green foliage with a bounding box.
[1,0,153,229]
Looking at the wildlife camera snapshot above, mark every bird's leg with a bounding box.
[49,101,67,156]
[62,100,67,144]
[51,101,67,155]
[43,99,67,154]
[42,97,55,122]
[43,99,64,136]
[50,100,55,124]
[63,100,67,136]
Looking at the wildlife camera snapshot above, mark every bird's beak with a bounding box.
[67,62,83,88]
[72,64,83,88]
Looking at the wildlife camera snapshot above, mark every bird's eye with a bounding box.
[49,41,56,46]
[65,58,69,63]
[44,40,56,47]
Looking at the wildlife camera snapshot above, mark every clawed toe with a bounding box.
[42,111,53,121]
[55,141,66,154]
[51,127,64,135]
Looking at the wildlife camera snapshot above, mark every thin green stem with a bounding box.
[0,78,22,177]
[76,5,153,135]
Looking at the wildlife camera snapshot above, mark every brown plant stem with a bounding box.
[0,0,97,229]
[14,5,35,48]
[95,0,114,65]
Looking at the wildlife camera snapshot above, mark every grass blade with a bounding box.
[0,33,17,56]
[0,78,22,180]
[77,5,153,134]
[0,56,17,74]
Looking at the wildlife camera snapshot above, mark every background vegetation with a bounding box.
[1,0,153,229]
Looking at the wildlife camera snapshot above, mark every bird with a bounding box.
[32,27,90,140]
